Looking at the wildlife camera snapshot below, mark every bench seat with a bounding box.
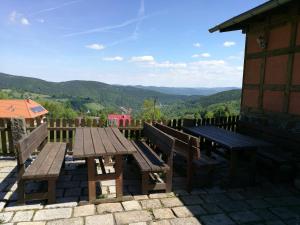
[131,140,169,172]
[23,143,66,180]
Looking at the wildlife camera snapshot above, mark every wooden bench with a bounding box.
[16,123,67,204]
[154,122,220,192]
[131,122,175,194]
[237,120,298,180]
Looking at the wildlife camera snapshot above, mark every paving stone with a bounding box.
[245,199,270,209]
[229,210,261,224]
[161,198,183,207]
[114,210,152,225]
[122,200,141,210]
[85,214,114,225]
[181,195,204,205]
[0,212,13,223]
[73,204,95,217]
[57,181,80,189]
[133,195,149,200]
[45,202,77,209]
[172,205,206,217]
[56,197,79,203]
[149,220,171,225]
[5,204,43,211]
[129,222,147,225]
[153,208,175,219]
[17,222,46,225]
[265,197,300,207]
[46,217,84,225]
[252,208,279,221]
[149,193,175,199]
[12,210,34,222]
[218,200,250,212]
[0,201,6,212]
[140,199,162,209]
[97,202,123,214]
[200,193,230,203]
[264,221,286,225]
[170,217,202,225]
[64,187,81,197]
[1,223,13,225]
[269,207,298,220]
[200,203,223,214]
[33,208,72,221]
[200,213,235,225]
[226,192,244,200]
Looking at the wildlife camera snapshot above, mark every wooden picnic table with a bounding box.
[73,127,136,203]
[183,126,273,183]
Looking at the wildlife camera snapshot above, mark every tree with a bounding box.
[140,99,163,120]
[0,91,9,99]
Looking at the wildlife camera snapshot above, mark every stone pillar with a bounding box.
[10,118,27,148]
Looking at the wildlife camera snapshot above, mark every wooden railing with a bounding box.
[0,115,239,155]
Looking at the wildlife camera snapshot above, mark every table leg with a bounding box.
[249,150,257,184]
[87,157,96,202]
[115,155,123,198]
[229,151,238,180]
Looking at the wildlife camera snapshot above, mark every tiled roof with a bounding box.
[0,99,48,119]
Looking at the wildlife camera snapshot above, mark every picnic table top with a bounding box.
[73,127,136,158]
[183,125,273,151]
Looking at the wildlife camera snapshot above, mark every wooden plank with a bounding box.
[90,128,106,155]
[0,119,7,154]
[97,128,116,155]
[56,119,61,142]
[132,141,167,172]
[17,123,48,164]
[73,128,84,157]
[83,128,95,156]
[130,141,152,172]
[22,144,54,179]
[105,128,127,154]
[48,143,66,176]
[111,127,136,154]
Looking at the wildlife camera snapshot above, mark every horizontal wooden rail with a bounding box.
[0,116,239,156]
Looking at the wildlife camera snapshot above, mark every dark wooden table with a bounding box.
[73,127,136,203]
[183,126,273,182]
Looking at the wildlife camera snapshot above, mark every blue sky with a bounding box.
[0,0,266,87]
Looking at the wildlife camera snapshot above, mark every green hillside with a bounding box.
[0,72,241,118]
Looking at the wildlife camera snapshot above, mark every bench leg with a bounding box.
[141,172,149,195]
[17,179,25,205]
[187,161,193,193]
[48,178,56,204]
[229,151,238,181]
[166,170,173,193]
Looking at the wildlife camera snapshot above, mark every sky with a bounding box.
[0,0,267,87]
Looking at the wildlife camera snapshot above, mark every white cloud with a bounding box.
[37,19,45,23]
[130,56,186,69]
[223,41,236,47]
[9,11,30,25]
[193,43,201,48]
[21,17,30,25]
[192,53,211,58]
[9,11,18,22]
[130,55,155,62]
[103,56,124,61]
[86,43,105,50]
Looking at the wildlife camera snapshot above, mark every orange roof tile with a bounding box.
[0,99,48,119]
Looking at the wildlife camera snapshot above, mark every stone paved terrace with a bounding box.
[1,156,300,225]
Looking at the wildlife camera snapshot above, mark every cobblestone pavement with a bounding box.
[0,156,300,225]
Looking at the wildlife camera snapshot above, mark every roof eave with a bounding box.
[209,0,293,33]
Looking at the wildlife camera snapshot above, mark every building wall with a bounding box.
[241,6,300,132]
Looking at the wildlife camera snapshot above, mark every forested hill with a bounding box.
[0,72,241,117]
[0,73,187,109]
